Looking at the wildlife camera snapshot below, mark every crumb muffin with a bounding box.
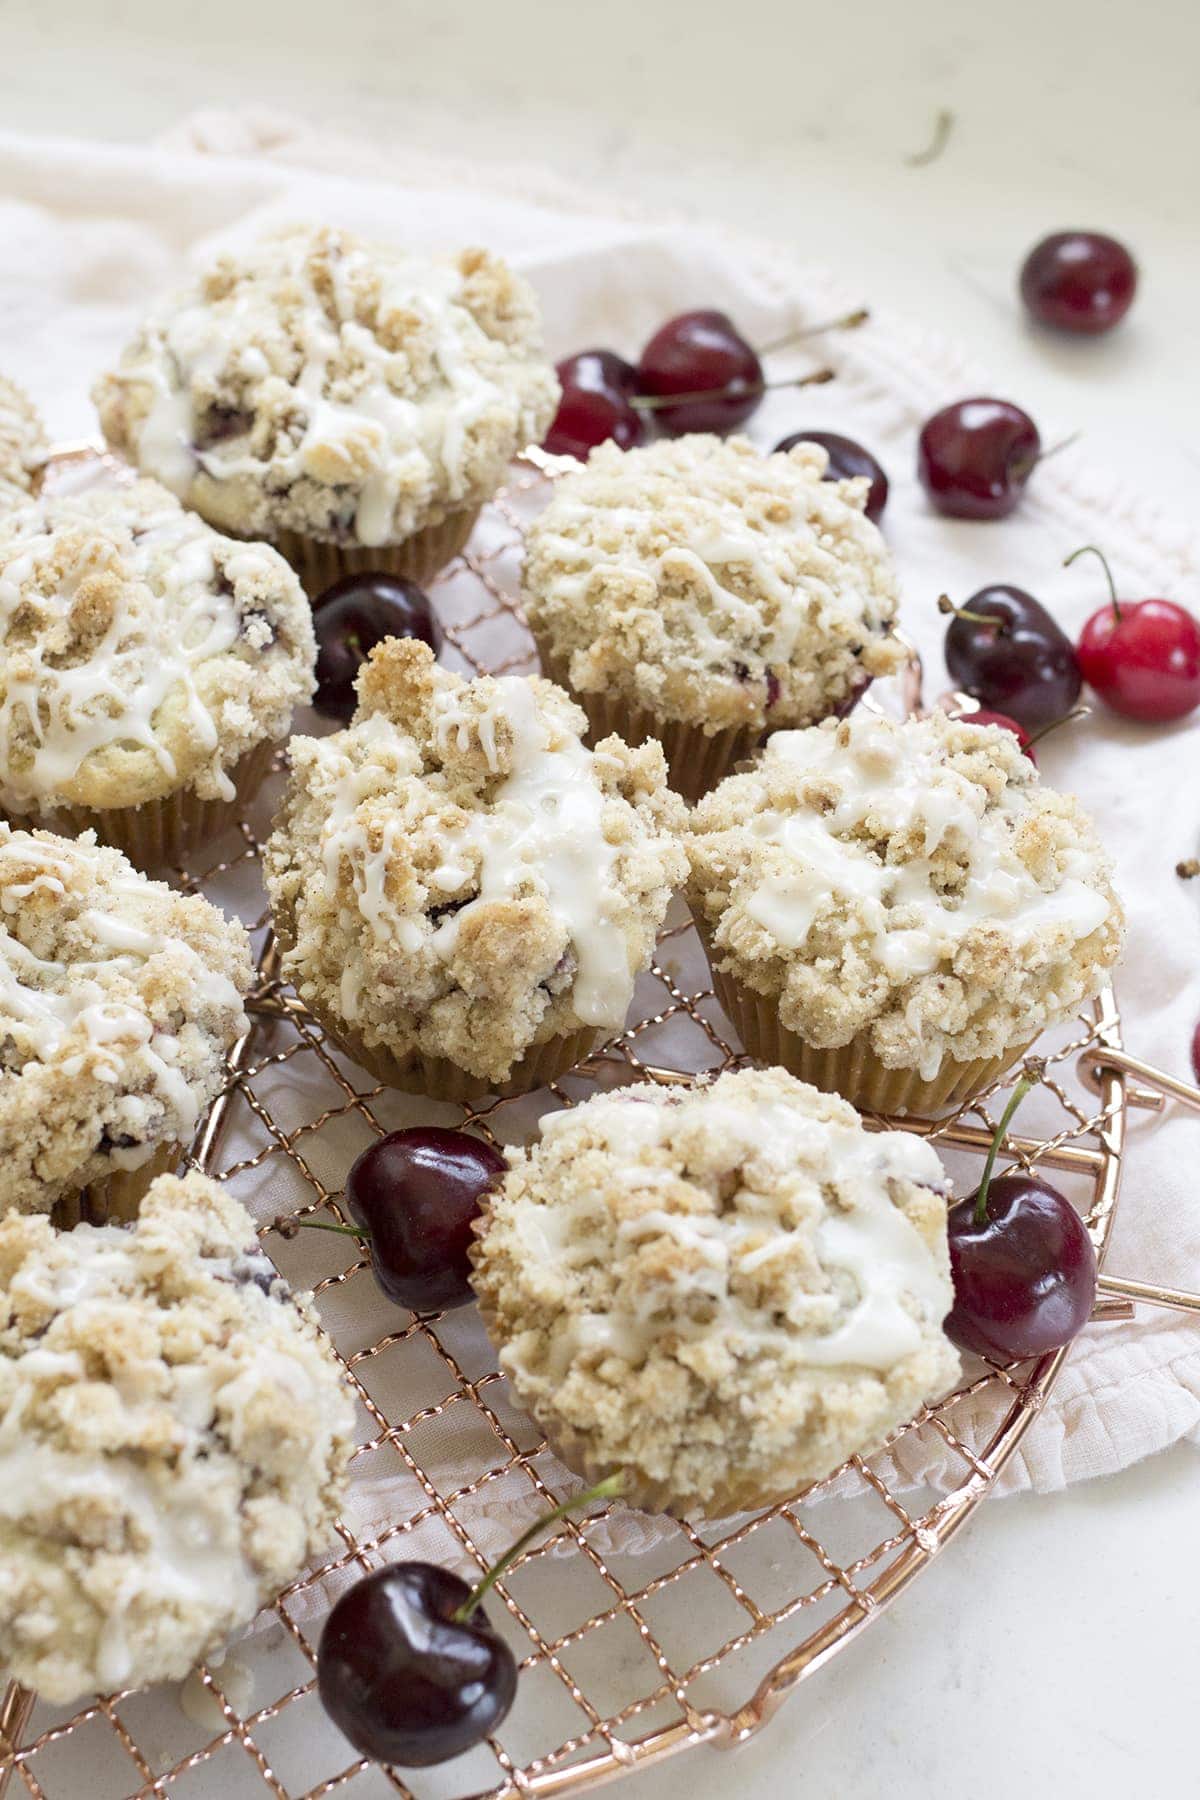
[94,224,560,594]
[0,375,46,505]
[521,434,904,801]
[264,638,686,1100]
[688,711,1124,1114]
[0,478,315,863]
[0,1170,354,1703]
[0,825,252,1224]
[471,1067,958,1515]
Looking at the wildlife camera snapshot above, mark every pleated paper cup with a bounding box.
[52,1140,182,1230]
[307,1001,599,1102]
[532,635,762,805]
[696,914,1035,1117]
[271,506,480,600]
[5,738,280,871]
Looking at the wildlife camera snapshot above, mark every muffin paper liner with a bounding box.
[51,1139,182,1230]
[4,737,280,870]
[271,506,481,599]
[303,999,600,1102]
[533,635,763,804]
[694,913,1036,1117]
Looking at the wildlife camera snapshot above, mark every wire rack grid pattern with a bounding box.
[0,467,1130,1800]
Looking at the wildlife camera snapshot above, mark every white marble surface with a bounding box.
[2,0,1198,1794]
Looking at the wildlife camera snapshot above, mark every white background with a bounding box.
[1,1,1197,1795]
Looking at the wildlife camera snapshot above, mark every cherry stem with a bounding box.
[630,369,835,411]
[453,1473,627,1623]
[1064,544,1122,623]
[973,1067,1043,1228]
[276,1215,370,1243]
[937,594,1006,631]
[1022,703,1092,751]
[757,308,870,355]
[1033,431,1081,468]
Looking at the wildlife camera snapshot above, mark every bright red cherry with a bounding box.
[773,429,889,523]
[1069,545,1200,723]
[1020,231,1138,336]
[346,1127,506,1311]
[637,309,763,434]
[543,350,645,459]
[955,707,1037,764]
[313,575,438,723]
[918,399,1041,520]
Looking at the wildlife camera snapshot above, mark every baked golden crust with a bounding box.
[688,711,1124,1077]
[0,1171,353,1702]
[0,826,252,1215]
[94,226,559,548]
[0,375,46,504]
[264,639,687,1086]
[522,434,903,734]
[470,1068,959,1515]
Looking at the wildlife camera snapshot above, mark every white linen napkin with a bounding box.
[1,110,1197,1507]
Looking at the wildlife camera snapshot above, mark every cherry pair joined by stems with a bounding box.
[1067,545,1200,723]
[318,1474,624,1766]
[281,1126,506,1311]
[543,307,868,458]
[945,1070,1098,1361]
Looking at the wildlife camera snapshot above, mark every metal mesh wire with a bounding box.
[0,467,1130,1800]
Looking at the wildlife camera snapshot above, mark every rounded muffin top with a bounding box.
[93,225,560,548]
[521,435,904,735]
[470,1067,958,1514]
[0,826,252,1215]
[0,375,46,504]
[0,478,315,812]
[264,638,687,1085]
[0,1171,353,1703]
[688,711,1124,1077]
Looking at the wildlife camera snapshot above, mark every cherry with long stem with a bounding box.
[453,1474,625,1623]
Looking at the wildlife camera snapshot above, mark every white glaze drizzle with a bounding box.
[528,1088,951,1378]
[321,681,632,1028]
[743,720,1111,986]
[0,500,274,807]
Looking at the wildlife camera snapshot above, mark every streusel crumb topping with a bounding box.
[0,376,46,505]
[0,1171,353,1702]
[265,639,686,1084]
[94,225,559,547]
[0,826,252,1215]
[688,712,1123,1077]
[521,435,904,734]
[470,1068,958,1512]
[0,479,315,813]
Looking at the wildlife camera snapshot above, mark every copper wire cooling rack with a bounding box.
[1,459,1140,1799]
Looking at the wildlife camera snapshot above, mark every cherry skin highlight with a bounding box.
[544,349,645,459]
[637,309,763,434]
[313,575,438,723]
[345,1127,507,1312]
[942,585,1081,730]
[774,429,889,523]
[917,398,1041,520]
[318,1563,517,1767]
[1020,231,1137,335]
[946,1173,1097,1361]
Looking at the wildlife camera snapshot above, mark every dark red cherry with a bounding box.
[918,399,1041,520]
[1068,545,1200,723]
[318,1563,516,1767]
[946,1173,1097,1361]
[313,575,438,723]
[346,1127,506,1311]
[941,585,1082,730]
[956,708,1037,764]
[637,309,763,434]
[544,350,645,459]
[1191,1021,1200,1086]
[773,429,889,523]
[1020,232,1138,336]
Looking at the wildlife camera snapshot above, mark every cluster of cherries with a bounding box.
[298,1096,1097,1769]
